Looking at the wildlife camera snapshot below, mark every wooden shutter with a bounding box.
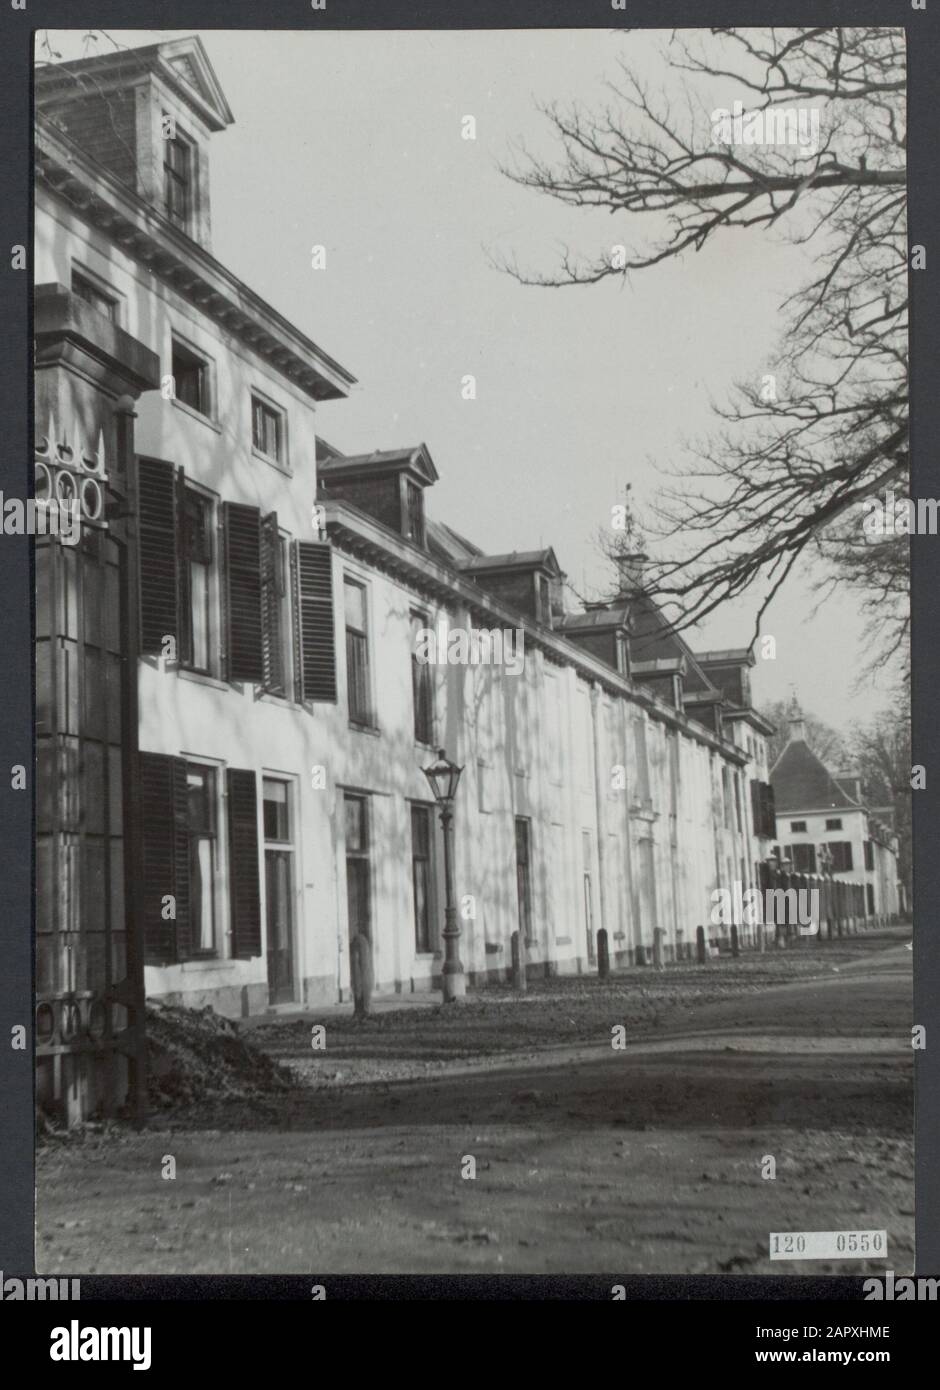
[139,751,190,964]
[137,457,179,655]
[222,502,264,683]
[227,768,262,958]
[293,539,337,703]
[260,512,284,695]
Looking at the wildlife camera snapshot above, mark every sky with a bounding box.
[42,27,905,735]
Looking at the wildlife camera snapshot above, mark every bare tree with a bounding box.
[852,695,912,896]
[499,28,908,662]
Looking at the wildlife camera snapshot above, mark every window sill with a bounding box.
[176,667,231,693]
[252,446,291,476]
[172,398,222,434]
[256,690,302,711]
[180,957,238,972]
[349,720,381,737]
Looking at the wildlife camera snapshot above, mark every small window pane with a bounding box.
[344,579,366,632]
[186,766,215,833]
[252,397,283,461]
[263,779,290,842]
[345,795,367,853]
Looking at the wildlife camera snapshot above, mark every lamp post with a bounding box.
[422,748,465,1002]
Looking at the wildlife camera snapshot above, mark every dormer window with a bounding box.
[36,39,235,254]
[163,128,193,230]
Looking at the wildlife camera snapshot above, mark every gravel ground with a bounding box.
[35,927,913,1276]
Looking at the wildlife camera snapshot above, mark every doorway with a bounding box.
[515,817,532,947]
[263,777,295,1004]
[344,793,372,948]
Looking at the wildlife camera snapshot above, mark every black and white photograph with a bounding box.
[28,22,913,1282]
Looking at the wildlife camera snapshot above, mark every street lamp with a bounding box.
[422,748,465,1002]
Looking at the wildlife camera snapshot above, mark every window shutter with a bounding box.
[139,751,191,964]
[293,540,337,703]
[222,502,264,683]
[226,767,262,958]
[763,782,777,839]
[260,511,283,695]
[137,457,179,656]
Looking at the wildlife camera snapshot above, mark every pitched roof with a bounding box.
[36,36,235,132]
[425,519,483,566]
[626,592,717,696]
[318,444,438,485]
[771,736,863,813]
[461,548,562,577]
[557,604,631,632]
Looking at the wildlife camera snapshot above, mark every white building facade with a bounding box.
[34,37,779,1037]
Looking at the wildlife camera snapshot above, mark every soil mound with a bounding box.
[147,1002,299,1109]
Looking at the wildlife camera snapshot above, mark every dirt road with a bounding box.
[36,929,913,1275]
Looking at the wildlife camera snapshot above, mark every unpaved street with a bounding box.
[36,929,913,1275]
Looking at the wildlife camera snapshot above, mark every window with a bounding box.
[411,611,433,744]
[790,842,816,874]
[179,487,213,673]
[344,577,371,725]
[138,459,339,702]
[172,338,211,417]
[825,818,843,831]
[411,804,434,952]
[164,130,193,229]
[864,840,875,871]
[790,820,807,833]
[140,754,261,965]
[261,519,292,698]
[252,394,285,464]
[71,268,118,322]
[829,841,854,873]
[185,763,217,954]
[403,480,425,546]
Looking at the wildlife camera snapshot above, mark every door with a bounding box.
[265,850,294,1003]
[582,830,595,962]
[515,817,532,945]
[345,793,372,946]
[263,778,295,1004]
